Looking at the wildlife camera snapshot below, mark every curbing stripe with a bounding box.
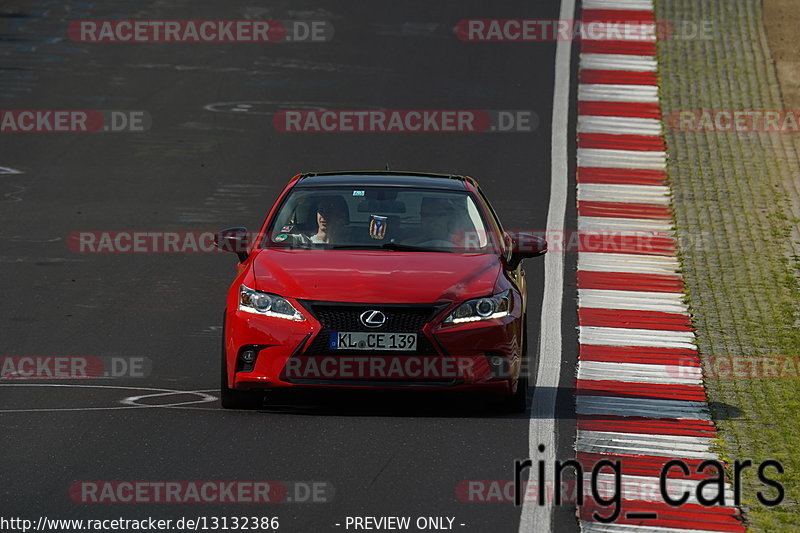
[575,380,707,400]
[578,361,701,384]
[579,289,688,313]
[578,100,662,118]
[582,0,654,9]
[578,216,673,234]
[576,419,715,438]
[579,69,658,85]
[579,500,745,532]
[577,167,667,185]
[578,148,666,169]
[578,252,680,275]
[577,132,665,151]
[576,399,710,423]
[580,54,657,72]
[576,395,711,421]
[578,183,671,204]
[588,472,736,505]
[579,83,659,102]
[578,201,671,219]
[581,522,740,533]
[579,345,700,366]
[579,326,695,348]
[578,116,663,135]
[576,232,677,256]
[576,452,719,475]
[579,308,692,330]
[577,271,683,292]
[580,40,656,55]
[582,5,655,17]
[577,430,715,457]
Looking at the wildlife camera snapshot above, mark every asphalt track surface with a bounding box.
[0,1,579,531]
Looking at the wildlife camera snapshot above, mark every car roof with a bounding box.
[295,171,472,190]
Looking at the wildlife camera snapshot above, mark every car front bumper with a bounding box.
[224,302,524,394]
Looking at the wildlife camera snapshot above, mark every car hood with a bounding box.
[251,249,501,303]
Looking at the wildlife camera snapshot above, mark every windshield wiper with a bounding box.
[379,242,445,252]
[328,242,441,252]
[329,242,450,252]
[330,244,381,250]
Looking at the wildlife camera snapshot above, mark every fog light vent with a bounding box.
[237,346,264,373]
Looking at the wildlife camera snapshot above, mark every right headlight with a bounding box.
[239,285,305,321]
[443,290,511,325]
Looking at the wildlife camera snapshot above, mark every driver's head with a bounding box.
[316,197,347,233]
[420,197,455,239]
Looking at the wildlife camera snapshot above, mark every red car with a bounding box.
[216,171,546,411]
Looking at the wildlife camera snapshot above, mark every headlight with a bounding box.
[239,285,305,321]
[443,290,511,325]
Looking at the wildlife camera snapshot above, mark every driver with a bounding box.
[308,198,348,243]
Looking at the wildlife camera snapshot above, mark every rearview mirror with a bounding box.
[505,232,547,270]
[215,227,250,262]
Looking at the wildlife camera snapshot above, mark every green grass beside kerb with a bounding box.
[656,0,800,530]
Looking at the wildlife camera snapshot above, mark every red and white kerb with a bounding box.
[574,0,744,531]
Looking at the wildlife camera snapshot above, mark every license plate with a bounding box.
[330,332,417,351]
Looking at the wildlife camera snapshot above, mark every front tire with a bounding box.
[500,314,530,413]
[500,374,529,413]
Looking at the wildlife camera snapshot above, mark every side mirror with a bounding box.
[505,232,547,270]
[215,227,250,262]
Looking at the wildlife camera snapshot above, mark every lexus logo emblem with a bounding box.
[359,310,386,328]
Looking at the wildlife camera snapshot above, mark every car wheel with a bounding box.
[220,326,262,410]
[500,314,529,413]
[500,373,529,413]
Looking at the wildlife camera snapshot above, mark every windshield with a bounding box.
[261,186,498,253]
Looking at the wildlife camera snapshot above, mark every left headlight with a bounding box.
[239,285,305,321]
[443,290,511,325]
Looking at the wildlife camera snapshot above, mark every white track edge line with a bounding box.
[519,0,575,530]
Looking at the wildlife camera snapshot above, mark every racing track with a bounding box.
[0,1,580,532]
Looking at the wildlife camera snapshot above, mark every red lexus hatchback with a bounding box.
[215,171,546,412]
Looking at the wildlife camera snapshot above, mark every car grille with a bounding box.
[300,302,443,355]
